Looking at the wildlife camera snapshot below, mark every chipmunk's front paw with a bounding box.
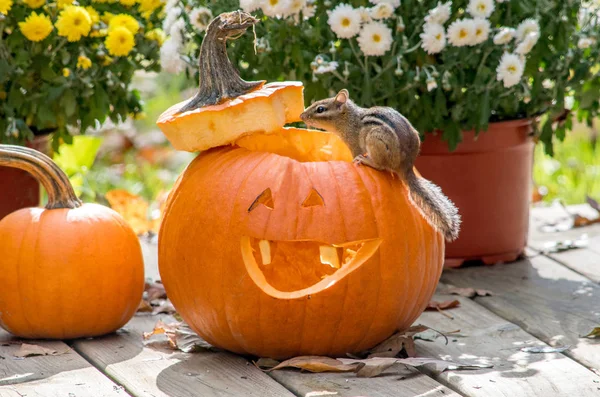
[352,155,368,166]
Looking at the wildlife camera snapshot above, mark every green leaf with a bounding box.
[53,135,103,176]
[61,91,77,118]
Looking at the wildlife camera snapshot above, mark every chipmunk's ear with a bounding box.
[334,89,349,106]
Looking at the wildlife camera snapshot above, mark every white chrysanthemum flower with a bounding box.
[302,3,316,18]
[471,18,490,45]
[163,6,182,33]
[564,96,575,110]
[314,61,339,74]
[515,18,540,42]
[578,37,594,49]
[287,0,306,14]
[261,0,291,18]
[370,2,394,19]
[425,1,451,25]
[189,7,213,31]
[515,32,539,54]
[164,0,178,13]
[369,0,400,8]
[426,77,438,91]
[357,21,393,56]
[467,0,494,18]
[496,52,524,88]
[420,23,446,54]
[542,79,554,89]
[328,4,362,39]
[160,38,185,73]
[447,19,476,47]
[239,0,260,13]
[357,7,372,23]
[493,27,515,45]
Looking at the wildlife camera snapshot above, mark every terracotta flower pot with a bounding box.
[0,135,51,220]
[414,119,534,267]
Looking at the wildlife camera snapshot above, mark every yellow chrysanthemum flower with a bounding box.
[119,0,136,6]
[22,0,45,9]
[0,0,13,14]
[138,0,160,14]
[144,28,164,45]
[101,11,114,24]
[55,6,91,42]
[19,12,53,41]
[108,14,139,34]
[90,27,107,37]
[103,55,113,65]
[105,26,134,56]
[57,0,73,8]
[62,68,70,77]
[85,6,99,24]
[77,55,92,69]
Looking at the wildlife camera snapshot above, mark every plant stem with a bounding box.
[0,145,82,210]
[349,39,366,70]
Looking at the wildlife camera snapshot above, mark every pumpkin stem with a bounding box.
[177,11,266,113]
[0,144,82,210]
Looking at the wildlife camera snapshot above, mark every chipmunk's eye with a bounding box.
[316,106,326,114]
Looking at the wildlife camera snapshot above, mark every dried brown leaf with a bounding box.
[446,287,493,298]
[145,281,167,302]
[143,320,213,353]
[366,325,429,358]
[152,299,176,315]
[254,357,281,369]
[582,327,600,338]
[426,300,460,311]
[338,357,493,378]
[266,356,363,373]
[137,299,153,313]
[573,214,600,228]
[14,343,65,358]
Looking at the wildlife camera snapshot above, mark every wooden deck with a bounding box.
[2,204,600,397]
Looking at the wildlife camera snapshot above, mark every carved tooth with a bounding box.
[320,246,340,269]
[259,240,271,265]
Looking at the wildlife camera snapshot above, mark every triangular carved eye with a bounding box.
[248,188,274,212]
[302,188,324,207]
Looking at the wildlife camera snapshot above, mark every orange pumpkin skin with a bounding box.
[159,144,445,359]
[0,203,144,339]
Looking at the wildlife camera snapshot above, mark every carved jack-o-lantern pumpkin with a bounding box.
[157,12,444,359]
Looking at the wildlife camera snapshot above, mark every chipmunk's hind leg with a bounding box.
[358,132,397,173]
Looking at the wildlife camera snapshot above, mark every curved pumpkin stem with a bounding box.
[178,11,266,113]
[0,144,82,210]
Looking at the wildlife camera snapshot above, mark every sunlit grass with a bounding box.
[533,125,600,204]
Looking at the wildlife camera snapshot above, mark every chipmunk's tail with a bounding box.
[404,169,461,241]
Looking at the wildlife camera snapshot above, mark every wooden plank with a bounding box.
[73,314,296,397]
[0,329,127,397]
[441,254,600,372]
[529,205,600,282]
[269,362,460,397]
[414,290,600,396]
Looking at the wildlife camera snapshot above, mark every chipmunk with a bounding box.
[300,89,461,241]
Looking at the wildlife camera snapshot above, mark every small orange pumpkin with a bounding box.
[0,145,144,339]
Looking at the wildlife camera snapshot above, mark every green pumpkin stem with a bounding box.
[178,11,266,113]
[0,144,82,210]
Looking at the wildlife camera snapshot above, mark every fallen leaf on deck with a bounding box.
[338,357,493,378]
[541,234,589,254]
[364,325,429,358]
[14,343,65,358]
[426,300,460,311]
[145,281,167,302]
[520,345,570,353]
[573,214,600,228]
[265,356,364,373]
[586,196,600,213]
[446,287,493,298]
[137,299,153,312]
[143,320,214,353]
[253,357,281,369]
[581,327,600,338]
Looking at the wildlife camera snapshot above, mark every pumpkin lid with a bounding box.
[156,11,305,153]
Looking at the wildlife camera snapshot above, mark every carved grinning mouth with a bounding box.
[241,237,382,299]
